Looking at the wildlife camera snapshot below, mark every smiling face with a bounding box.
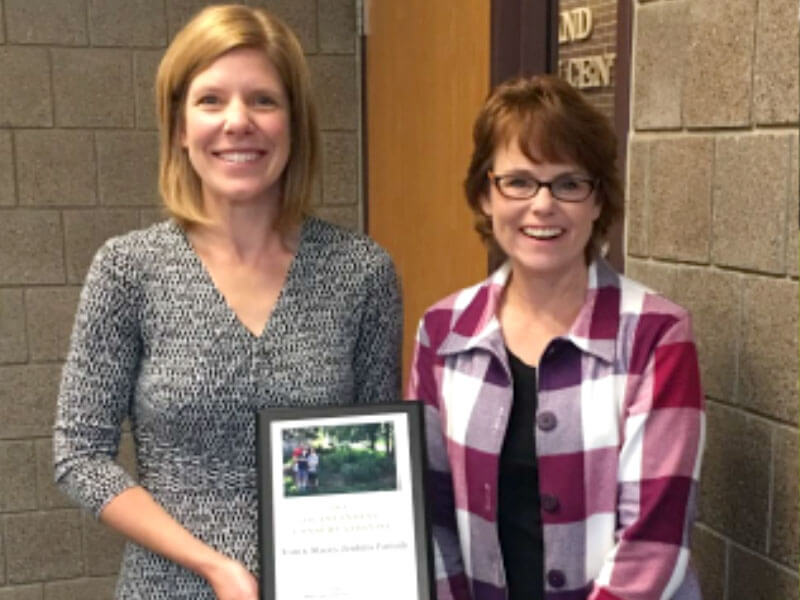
[481,140,600,281]
[181,46,291,209]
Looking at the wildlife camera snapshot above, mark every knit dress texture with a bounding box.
[53,217,402,598]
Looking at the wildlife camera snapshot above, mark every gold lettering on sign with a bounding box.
[559,7,593,44]
[558,53,616,89]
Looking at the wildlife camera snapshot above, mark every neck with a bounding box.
[190,193,297,263]
[503,261,590,330]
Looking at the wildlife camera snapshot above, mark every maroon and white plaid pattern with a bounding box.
[407,259,705,600]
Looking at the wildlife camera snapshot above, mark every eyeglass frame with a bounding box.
[487,170,599,203]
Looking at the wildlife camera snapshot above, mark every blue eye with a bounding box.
[196,95,220,105]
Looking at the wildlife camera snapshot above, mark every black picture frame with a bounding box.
[256,401,434,600]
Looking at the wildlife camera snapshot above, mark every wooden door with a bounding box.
[365,0,491,381]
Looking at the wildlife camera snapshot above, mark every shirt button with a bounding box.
[541,493,560,513]
[537,411,557,431]
[547,569,566,588]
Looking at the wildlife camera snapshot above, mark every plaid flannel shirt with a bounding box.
[407,259,705,600]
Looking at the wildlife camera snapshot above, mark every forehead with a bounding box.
[187,46,284,91]
[493,137,582,173]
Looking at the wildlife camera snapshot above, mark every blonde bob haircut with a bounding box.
[156,4,319,231]
[464,75,623,263]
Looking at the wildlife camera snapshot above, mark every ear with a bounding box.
[591,196,602,222]
[479,192,492,217]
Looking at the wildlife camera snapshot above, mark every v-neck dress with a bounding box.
[53,217,402,599]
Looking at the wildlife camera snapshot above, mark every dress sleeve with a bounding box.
[590,311,705,600]
[53,239,142,517]
[352,249,402,404]
[406,319,471,600]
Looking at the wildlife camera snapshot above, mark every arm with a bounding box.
[100,487,257,599]
[406,320,471,600]
[352,250,403,404]
[53,239,256,599]
[590,312,705,600]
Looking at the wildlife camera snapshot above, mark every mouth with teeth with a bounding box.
[214,150,265,164]
[521,226,564,240]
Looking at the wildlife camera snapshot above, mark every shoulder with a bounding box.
[304,217,392,262]
[91,220,179,275]
[613,268,694,345]
[302,217,397,279]
[416,273,499,349]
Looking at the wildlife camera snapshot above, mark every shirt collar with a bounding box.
[436,259,621,364]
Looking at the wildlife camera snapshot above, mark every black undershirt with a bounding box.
[498,348,545,599]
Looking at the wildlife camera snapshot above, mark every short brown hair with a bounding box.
[464,75,623,262]
[155,4,319,231]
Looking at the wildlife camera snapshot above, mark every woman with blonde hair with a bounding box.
[54,5,401,599]
[407,75,704,599]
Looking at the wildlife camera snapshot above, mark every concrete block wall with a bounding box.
[0,0,360,595]
[627,0,799,597]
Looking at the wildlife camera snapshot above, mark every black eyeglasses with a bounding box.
[487,171,597,202]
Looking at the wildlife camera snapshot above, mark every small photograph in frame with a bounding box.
[256,402,433,600]
[280,421,398,498]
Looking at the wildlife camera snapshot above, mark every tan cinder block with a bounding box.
[690,524,725,600]
[316,205,359,231]
[83,515,126,576]
[623,258,678,298]
[0,365,61,439]
[319,0,356,53]
[698,402,770,550]
[140,208,166,228]
[53,49,134,128]
[0,130,15,206]
[16,130,97,207]
[322,132,357,206]
[247,0,317,52]
[0,211,64,285]
[309,55,357,130]
[0,441,36,511]
[0,48,52,127]
[34,439,73,510]
[24,287,81,362]
[625,138,649,257]
[787,132,799,278]
[770,425,799,568]
[88,0,166,46]
[713,134,790,273]
[96,131,159,206]
[44,577,116,600]
[683,0,757,128]
[728,543,799,600]
[5,0,87,45]
[5,511,83,583]
[0,289,27,364]
[134,50,163,130]
[117,431,138,476]
[166,0,224,40]
[739,277,798,424]
[648,136,713,262]
[669,267,742,402]
[0,585,44,600]
[0,531,4,584]
[62,209,141,284]
[753,0,800,125]
[632,0,688,130]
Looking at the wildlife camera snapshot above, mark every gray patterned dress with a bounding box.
[53,217,402,598]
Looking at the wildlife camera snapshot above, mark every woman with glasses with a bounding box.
[407,75,704,600]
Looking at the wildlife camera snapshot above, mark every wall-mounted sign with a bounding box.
[557,6,615,90]
[559,7,593,44]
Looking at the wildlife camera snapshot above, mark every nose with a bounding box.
[223,98,253,134]
[529,184,557,212]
